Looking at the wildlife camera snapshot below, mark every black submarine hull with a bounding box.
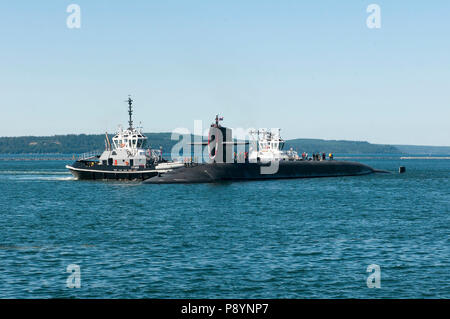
[143,160,375,184]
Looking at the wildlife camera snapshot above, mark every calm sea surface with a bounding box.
[0,156,448,298]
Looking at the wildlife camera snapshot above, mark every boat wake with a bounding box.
[9,175,75,181]
[373,169,391,174]
[0,170,71,175]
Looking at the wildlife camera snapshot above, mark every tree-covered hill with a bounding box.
[0,133,404,155]
[0,133,177,155]
[284,138,400,154]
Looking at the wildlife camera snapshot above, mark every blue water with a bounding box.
[0,157,448,298]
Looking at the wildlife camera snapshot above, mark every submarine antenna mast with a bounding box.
[214,114,224,127]
[126,95,133,130]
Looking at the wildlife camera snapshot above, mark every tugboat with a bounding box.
[144,115,378,183]
[66,96,183,180]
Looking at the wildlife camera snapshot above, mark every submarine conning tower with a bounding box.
[208,115,235,163]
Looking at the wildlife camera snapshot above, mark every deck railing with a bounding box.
[78,150,101,160]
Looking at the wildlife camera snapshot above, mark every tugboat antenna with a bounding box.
[127,95,133,130]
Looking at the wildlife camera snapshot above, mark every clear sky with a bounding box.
[0,1,449,146]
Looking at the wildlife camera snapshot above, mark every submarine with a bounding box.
[143,116,379,184]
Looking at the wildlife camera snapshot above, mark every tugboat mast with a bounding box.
[127,95,133,130]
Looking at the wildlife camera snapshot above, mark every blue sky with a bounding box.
[0,1,449,145]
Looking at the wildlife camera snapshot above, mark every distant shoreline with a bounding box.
[1,154,450,161]
[1,133,449,156]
